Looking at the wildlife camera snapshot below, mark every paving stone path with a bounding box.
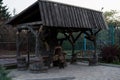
[9,62,120,80]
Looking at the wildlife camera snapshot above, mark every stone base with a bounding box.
[89,58,98,66]
[29,62,48,73]
[17,57,27,71]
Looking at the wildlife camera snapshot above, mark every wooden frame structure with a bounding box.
[7,0,108,69]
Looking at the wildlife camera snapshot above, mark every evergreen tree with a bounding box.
[0,0,11,20]
[0,66,11,80]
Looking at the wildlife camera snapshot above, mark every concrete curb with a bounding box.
[99,63,120,68]
[79,61,120,68]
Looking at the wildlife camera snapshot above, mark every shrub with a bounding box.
[0,66,11,80]
[100,45,120,63]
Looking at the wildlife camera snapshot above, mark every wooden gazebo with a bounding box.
[7,0,108,70]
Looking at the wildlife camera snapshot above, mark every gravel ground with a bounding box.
[9,62,120,80]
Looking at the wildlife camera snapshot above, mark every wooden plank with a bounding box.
[79,8,86,28]
[65,6,72,27]
[101,13,108,29]
[73,7,80,28]
[98,13,104,29]
[54,3,62,27]
[58,4,65,27]
[97,13,104,28]
[96,12,102,28]
[67,6,74,27]
[87,10,94,28]
[70,6,77,28]
[38,1,46,26]
[82,9,88,28]
[84,10,91,28]
[18,21,42,26]
[42,2,49,26]
[93,13,99,28]
[60,5,67,27]
[50,3,58,27]
[45,2,53,26]
[90,11,97,28]
[77,8,83,28]
[63,5,69,27]
[91,11,98,28]
[49,2,56,27]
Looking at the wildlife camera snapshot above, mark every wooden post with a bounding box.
[25,25,42,57]
[28,26,47,72]
[35,31,40,56]
[27,31,30,66]
[93,38,98,63]
[83,34,87,51]
[71,32,82,54]
[16,30,21,57]
[72,43,75,54]
[35,26,43,57]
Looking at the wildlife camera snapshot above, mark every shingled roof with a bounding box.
[7,0,108,29]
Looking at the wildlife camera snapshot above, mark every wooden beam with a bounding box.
[74,32,82,42]
[84,31,90,37]
[95,28,101,35]
[63,33,73,44]
[63,33,75,54]
[18,21,42,26]
[26,26,37,36]
[89,29,93,35]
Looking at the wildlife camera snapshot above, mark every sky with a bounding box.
[3,0,120,16]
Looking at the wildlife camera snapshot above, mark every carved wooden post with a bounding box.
[27,31,30,66]
[88,36,98,66]
[84,29,101,65]
[72,43,75,54]
[63,32,82,64]
[35,30,40,57]
[16,30,21,57]
[16,29,27,70]
[93,38,98,63]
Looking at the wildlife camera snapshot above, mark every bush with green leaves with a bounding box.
[0,66,11,80]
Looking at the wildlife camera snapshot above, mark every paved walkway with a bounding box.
[9,62,120,80]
